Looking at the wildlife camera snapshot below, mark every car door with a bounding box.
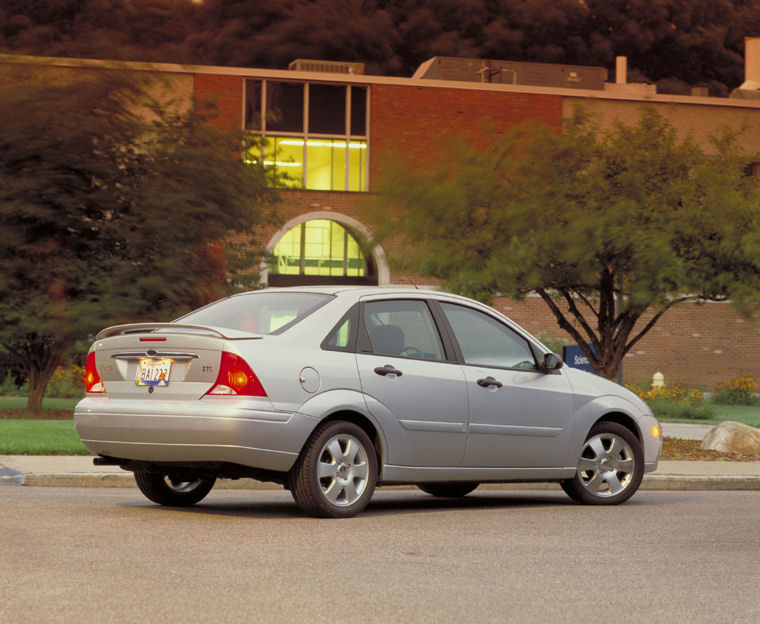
[437,301,575,469]
[356,298,469,467]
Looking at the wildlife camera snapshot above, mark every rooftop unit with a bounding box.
[289,59,365,75]
[414,56,607,90]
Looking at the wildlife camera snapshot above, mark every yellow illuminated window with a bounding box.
[263,138,303,188]
[273,225,302,275]
[348,141,366,192]
[271,220,367,277]
[306,140,336,191]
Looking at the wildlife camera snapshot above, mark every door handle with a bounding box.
[374,364,403,377]
[477,376,502,388]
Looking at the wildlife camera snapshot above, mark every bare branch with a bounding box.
[558,289,602,354]
[535,289,588,342]
[623,295,701,355]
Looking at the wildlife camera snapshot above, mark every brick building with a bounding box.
[3,49,760,387]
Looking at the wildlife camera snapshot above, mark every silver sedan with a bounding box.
[75,287,662,517]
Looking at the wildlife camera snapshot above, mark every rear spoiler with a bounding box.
[95,323,264,341]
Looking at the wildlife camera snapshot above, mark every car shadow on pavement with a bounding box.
[119,489,583,519]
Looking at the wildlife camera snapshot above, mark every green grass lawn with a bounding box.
[0,420,89,455]
[0,395,80,416]
[663,404,760,428]
[0,396,81,410]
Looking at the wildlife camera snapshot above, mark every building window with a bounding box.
[269,219,377,286]
[244,80,368,192]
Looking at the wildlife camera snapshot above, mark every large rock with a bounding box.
[701,421,760,457]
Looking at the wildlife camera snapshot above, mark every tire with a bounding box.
[290,420,378,518]
[134,472,215,507]
[417,482,479,498]
[561,421,644,505]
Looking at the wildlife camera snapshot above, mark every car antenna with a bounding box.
[401,269,419,289]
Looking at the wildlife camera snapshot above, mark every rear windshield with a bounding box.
[176,292,332,335]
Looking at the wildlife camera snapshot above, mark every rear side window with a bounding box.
[363,299,446,361]
[176,292,332,335]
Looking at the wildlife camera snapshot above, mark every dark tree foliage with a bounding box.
[188,0,402,75]
[2,1,760,93]
[0,69,277,410]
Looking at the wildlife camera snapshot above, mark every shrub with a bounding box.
[627,383,713,420]
[711,377,758,405]
[644,398,714,421]
[0,373,28,397]
[44,365,85,398]
[627,383,705,405]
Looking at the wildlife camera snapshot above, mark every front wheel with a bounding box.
[561,422,644,505]
[290,420,378,518]
[134,472,215,507]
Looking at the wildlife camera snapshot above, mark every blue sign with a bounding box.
[562,344,597,375]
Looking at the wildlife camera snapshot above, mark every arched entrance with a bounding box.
[263,212,389,287]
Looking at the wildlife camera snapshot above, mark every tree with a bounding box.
[378,109,760,378]
[0,68,277,410]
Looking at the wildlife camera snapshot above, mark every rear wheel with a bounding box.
[290,420,377,518]
[417,482,479,498]
[561,422,643,505]
[134,472,215,507]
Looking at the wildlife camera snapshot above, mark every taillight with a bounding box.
[206,352,267,397]
[84,352,105,393]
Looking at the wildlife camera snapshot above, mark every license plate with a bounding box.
[135,358,172,386]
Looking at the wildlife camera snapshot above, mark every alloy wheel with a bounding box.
[576,432,635,497]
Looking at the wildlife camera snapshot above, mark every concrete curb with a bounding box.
[641,475,760,490]
[12,472,760,491]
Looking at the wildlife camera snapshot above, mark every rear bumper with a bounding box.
[74,396,317,472]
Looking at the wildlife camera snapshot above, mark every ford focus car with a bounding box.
[75,287,661,517]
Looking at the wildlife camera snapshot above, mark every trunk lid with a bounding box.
[91,324,262,401]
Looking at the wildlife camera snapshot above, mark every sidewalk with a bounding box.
[3,421,760,491]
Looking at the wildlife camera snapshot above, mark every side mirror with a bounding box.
[541,353,564,373]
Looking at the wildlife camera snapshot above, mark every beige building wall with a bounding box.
[563,96,760,154]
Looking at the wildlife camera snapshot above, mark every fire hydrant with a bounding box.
[652,372,665,389]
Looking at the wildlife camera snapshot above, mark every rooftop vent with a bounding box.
[730,37,760,100]
[289,59,364,75]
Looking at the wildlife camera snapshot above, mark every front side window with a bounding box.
[244,80,368,191]
[363,300,445,361]
[440,303,536,370]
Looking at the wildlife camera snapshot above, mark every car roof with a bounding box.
[233,285,466,300]
[229,286,503,315]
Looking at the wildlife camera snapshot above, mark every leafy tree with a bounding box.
[378,110,760,378]
[0,68,277,410]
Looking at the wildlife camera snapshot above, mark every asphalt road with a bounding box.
[2,487,759,623]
